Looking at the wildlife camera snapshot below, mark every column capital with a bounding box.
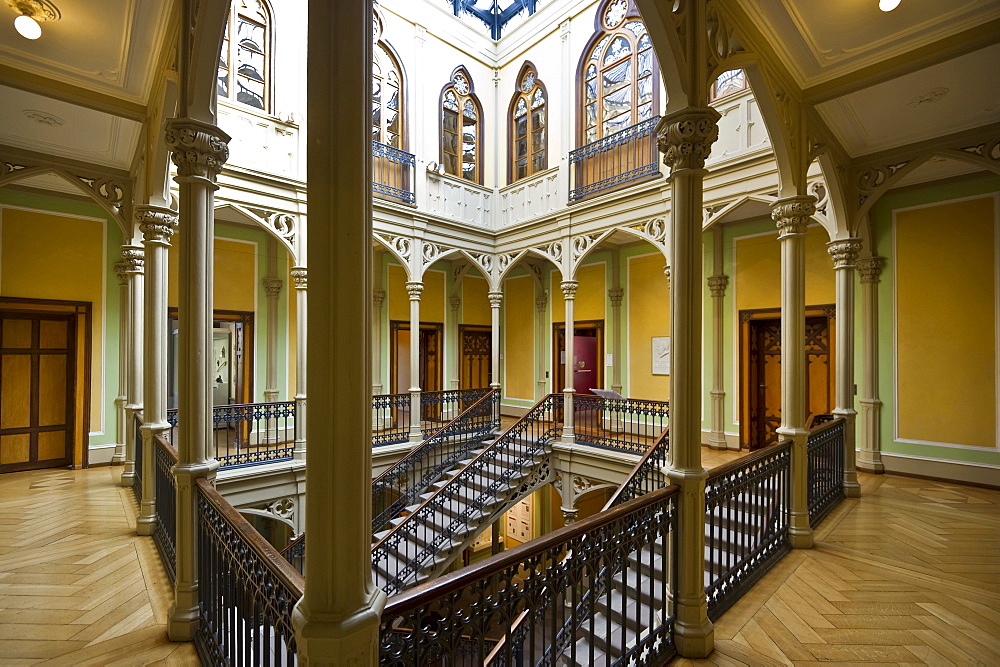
[488,291,503,308]
[374,289,387,308]
[263,278,283,299]
[290,266,308,289]
[827,238,863,269]
[663,265,672,287]
[608,287,624,307]
[405,281,424,300]
[120,245,144,274]
[771,195,816,238]
[535,292,548,312]
[114,261,129,285]
[707,274,729,298]
[165,118,231,179]
[857,256,886,283]
[136,205,178,243]
[656,107,721,173]
[448,295,461,312]
[560,280,578,300]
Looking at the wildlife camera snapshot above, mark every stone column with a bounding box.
[658,107,719,658]
[112,261,129,465]
[406,281,424,442]
[136,206,178,536]
[608,287,625,396]
[857,256,886,473]
[263,277,283,404]
[120,245,144,488]
[449,295,461,391]
[771,195,816,549]
[707,274,729,450]
[535,291,548,399]
[488,291,503,389]
[293,2,385,660]
[829,239,863,497]
[373,290,386,395]
[164,118,229,640]
[291,267,308,460]
[560,280,578,444]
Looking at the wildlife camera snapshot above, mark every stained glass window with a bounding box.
[510,64,547,183]
[441,69,483,184]
[711,69,749,101]
[218,1,270,111]
[373,42,403,148]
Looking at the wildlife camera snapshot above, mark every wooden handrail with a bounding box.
[707,439,793,482]
[383,484,679,614]
[603,425,669,510]
[807,415,846,437]
[153,431,178,464]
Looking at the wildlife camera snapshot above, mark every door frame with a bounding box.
[168,309,254,408]
[0,296,91,470]
[552,320,605,394]
[389,320,444,394]
[458,324,491,389]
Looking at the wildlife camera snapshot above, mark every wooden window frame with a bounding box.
[373,13,407,151]
[508,61,549,184]
[439,66,485,185]
[218,0,273,113]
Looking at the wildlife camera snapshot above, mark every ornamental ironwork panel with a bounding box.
[131,412,144,503]
[807,417,845,526]
[569,116,661,202]
[165,402,296,468]
[573,395,668,455]
[372,391,412,446]
[152,435,178,583]
[373,140,416,204]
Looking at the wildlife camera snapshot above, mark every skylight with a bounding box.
[446,0,540,40]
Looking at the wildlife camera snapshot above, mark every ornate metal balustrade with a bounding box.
[131,411,144,503]
[572,395,668,455]
[373,140,416,204]
[379,485,679,666]
[372,388,492,447]
[153,433,178,583]
[280,534,305,576]
[568,116,661,202]
[371,392,411,446]
[704,441,791,620]
[194,478,303,666]
[807,416,845,526]
[605,426,670,509]
[165,401,296,469]
[372,389,500,534]
[372,393,564,598]
[418,387,492,437]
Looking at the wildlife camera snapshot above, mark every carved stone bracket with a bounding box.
[857,256,886,284]
[657,107,721,173]
[827,239,862,269]
[164,118,230,179]
[375,233,413,263]
[468,252,493,279]
[625,217,667,249]
[771,195,816,237]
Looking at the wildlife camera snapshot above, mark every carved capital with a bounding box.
[663,265,671,287]
[707,274,729,298]
[120,245,144,274]
[448,296,461,312]
[135,206,177,243]
[608,287,624,307]
[488,291,503,309]
[263,278,283,299]
[560,280,578,300]
[857,256,886,284]
[827,238,863,269]
[290,266,308,289]
[771,195,816,238]
[656,107,721,173]
[405,281,424,301]
[113,261,128,285]
[535,292,548,312]
[374,289,387,309]
[164,118,230,179]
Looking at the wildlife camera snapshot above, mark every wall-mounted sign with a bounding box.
[652,336,670,375]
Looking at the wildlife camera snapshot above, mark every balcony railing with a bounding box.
[568,115,661,202]
[165,401,296,469]
[131,411,144,503]
[371,387,492,447]
[807,416,846,526]
[153,432,178,583]
[572,395,669,455]
[373,140,416,204]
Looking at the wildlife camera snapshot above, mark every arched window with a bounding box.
[373,12,404,148]
[710,69,748,101]
[509,63,547,183]
[218,0,271,111]
[440,68,483,184]
[579,0,658,146]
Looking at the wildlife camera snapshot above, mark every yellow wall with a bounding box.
[0,208,105,430]
[627,253,670,400]
[422,269,445,323]
[734,224,835,311]
[551,263,606,323]
[387,264,408,322]
[385,263,446,324]
[462,275,491,325]
[168,237,258,311]
[504,275,535,399]
[896,196,996,447]
[287,265,297,398]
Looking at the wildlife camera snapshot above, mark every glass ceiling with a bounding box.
[446,0,541,40]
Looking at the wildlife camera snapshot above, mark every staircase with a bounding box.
[371,393,563,598]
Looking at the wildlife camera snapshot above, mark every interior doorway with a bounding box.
[739,306,835,450]
[168,310,254,409]
[390,321,444,397]
[552,321,604,395]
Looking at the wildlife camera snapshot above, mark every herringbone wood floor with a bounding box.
[0,466,198,665]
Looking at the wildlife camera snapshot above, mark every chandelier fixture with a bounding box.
[879,0,902,12]
[6,0,60,40]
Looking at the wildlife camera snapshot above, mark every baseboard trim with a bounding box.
[881,452,1000,490]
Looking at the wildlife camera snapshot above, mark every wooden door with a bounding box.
[747,318,783,449]
[459,325,491,390]
[1,311,76,472]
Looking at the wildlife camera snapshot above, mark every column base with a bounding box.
[789,511,814,549]
[706,433,728,450]
[167,592,200,641]
[111,446,126,465]
[136,500,156,536]
[120,470,136,487]
[844,473,861,498]
[856,454,885,474]
[674,612,715,658]
[292,588,386,664]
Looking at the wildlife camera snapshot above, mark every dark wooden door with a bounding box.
[1,311,76,472]
[747,318,782,449]
[459,326,491,390]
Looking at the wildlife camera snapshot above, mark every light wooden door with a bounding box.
[1,311,76,472]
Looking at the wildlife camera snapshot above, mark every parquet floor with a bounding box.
[0,466,198,665]
[674,472,1000,666]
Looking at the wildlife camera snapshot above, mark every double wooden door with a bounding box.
[459,325,491,390]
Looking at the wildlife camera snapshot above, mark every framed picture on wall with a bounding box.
[652,336,670,375]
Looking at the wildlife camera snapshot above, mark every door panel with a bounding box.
[573,335,598,395]
[459,326,491,390]
[1,354,31,428]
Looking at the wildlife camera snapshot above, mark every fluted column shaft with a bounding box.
[829,239,863,497]
[164,117,229,640]
[120,245,144,487]
[535,292,548,400]
[113,263,129,465]
[560,280,578,444]
[609,287,624,396]
[291,268,308,460]
[264,277,283,403]
[448,296,461,391]
[406,281,424,442]
[658,107,719,658]
[857,256,886,472]
[772,195,816,549]
[373,290,386,395]
[488,291,503,390]
[707,274,729,450]
[137,207,178,535]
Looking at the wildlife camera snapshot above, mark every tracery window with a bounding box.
[710,69,748,101]
[218,0,271,111]
[509,63,547,183]
[579,0,658,145]
[441,68,483,184]
[373,45,403,147]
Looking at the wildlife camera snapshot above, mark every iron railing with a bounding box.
[373,140,416,204]
[573,395,669,455]
[372,393,564,598]
[605,426,670,509]
[165,401,296,469]
[131,411,144,503]
[280,534,305,576]
[704,441,791,620]
[569,116,661,201]
[372,392,411,446]
[808,416,845,526]
[372,388,492,447]
[152,433,178,583]
[378,485,679,666]
[372,389,500,534]
[194,477,303,666]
